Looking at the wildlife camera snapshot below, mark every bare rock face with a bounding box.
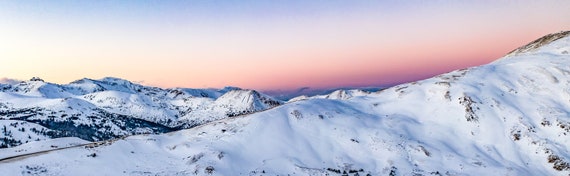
[29,77,44,82]
[506,30,570,56]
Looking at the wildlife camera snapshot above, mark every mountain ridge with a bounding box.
[0,31,569,175]
[505,30,570,57]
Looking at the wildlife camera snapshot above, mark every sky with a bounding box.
[0,1,569,91]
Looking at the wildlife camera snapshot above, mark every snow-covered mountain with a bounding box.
[288,89,373,102]
[1,31,570,175]
[0,77,282,147]
[264,86,384,101]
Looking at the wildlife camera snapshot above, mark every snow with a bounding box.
[0,31,569,175]
[0,120,59,148]
[0,137,88,159]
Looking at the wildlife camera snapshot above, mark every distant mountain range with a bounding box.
[1,31,569,175]
[0,74,384,148]
[263,86,385,101]
[0,77,282,147]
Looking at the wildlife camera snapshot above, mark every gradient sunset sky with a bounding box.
[1,1,569,91]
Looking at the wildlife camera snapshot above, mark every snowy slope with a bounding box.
[0,120,65,148]
[0,31,568,175]
[0,78,283,147]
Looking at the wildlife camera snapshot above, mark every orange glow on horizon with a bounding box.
[1,1,568,91]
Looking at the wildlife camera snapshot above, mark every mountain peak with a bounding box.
[29,77,45,82]
[99,77,134,84]
[505,30,570,57]
[219,86,242,93]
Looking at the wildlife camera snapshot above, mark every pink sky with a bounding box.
[0,1,569,90]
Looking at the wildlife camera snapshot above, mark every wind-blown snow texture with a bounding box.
[1,31,569,175]
[0,77,282,147]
